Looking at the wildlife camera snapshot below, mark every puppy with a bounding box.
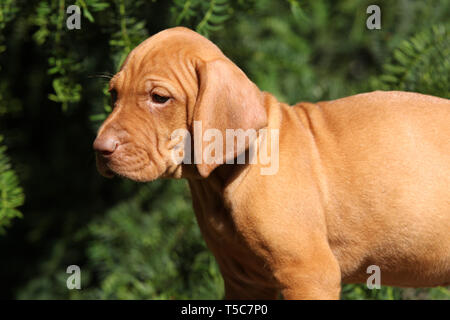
[93,27,450,299]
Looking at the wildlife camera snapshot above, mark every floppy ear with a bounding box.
[193,58,267,177]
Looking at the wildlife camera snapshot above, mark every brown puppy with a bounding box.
[93,27,450,299]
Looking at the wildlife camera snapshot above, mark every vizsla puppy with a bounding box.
[93,27,450,299]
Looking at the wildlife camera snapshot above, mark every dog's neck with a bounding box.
[182,156,250,193]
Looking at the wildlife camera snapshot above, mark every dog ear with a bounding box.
[193,58,267,177]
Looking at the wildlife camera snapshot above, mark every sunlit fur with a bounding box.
[96,27,226,181]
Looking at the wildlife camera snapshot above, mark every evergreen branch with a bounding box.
[196,0,230,37]
[376,24,449,98]
[175,0,192,25]
[0,136,24,234]
[118,0,132,52]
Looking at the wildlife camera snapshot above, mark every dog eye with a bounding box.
[151,93,169,104]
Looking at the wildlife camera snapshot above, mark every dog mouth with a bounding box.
[95,154,116,178]
[95,147,165,182]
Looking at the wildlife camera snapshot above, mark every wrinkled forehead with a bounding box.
[109,28,223,89]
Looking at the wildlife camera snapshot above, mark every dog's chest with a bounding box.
[188,179,274,286]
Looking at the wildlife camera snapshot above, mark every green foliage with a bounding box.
[342,283,450,300]
[0,0,21,116]
[172,0,231,37]
[0,136,24,234]
[75,180,223,299]
[0,0,448,300]
[372,24,450,98]
[342,284,402,300]
[30,1,79,111]
[0,0,18,56]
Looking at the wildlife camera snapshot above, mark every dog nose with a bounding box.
[93,135,119,155]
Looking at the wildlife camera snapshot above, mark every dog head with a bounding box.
[93,27,267,181]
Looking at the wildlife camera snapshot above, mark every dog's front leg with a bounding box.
[273,242,342,300]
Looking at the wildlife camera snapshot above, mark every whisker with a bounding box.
[87,72,114,80]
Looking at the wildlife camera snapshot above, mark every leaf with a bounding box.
[0,136,24,234]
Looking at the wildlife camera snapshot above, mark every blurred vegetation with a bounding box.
[0,0,449,299]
